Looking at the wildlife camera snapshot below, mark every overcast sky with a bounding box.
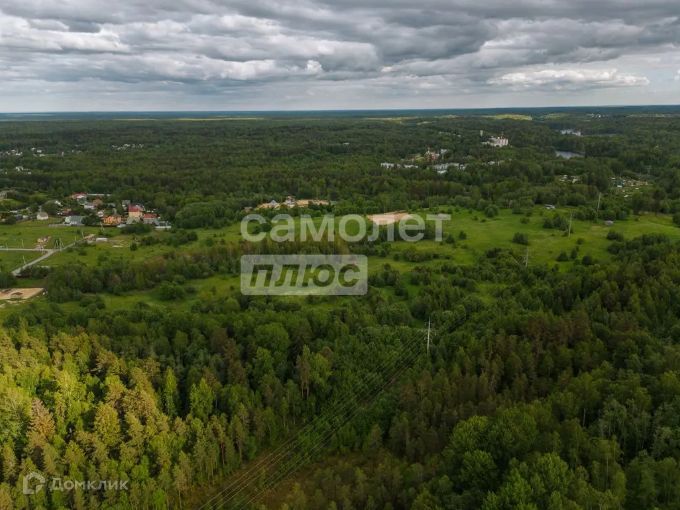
[1,0,679,111]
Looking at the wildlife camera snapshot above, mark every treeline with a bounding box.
[42,238,350,302]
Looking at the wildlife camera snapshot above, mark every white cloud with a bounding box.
[489,68,650,89]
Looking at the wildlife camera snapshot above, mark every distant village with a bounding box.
[0,146,81,160]
[0,190,171,229]
[378,135,510,175]
[246,195,330,212]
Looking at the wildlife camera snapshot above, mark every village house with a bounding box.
[254,197,330,210]
[36,211,49,221]
[127,204,144,221]
[103,215,123,226]
[486,136,509,148]
[65,215,84,226]
[489,136,510,147]
[143,213,159,225]
[257,200,280,210]
[424,149,441,162]
[295,199,330,207]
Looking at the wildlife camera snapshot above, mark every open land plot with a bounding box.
[0,251,42,271]
[0,221,103,249]
[0,287,44,300]
[367,211,414,226]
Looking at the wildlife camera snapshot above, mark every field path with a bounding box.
[1,239,79,276]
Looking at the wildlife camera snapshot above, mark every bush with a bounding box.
[484,205,499,218]
[158,282,186,301]
[0,271,16,287]
[606,231,624,241]
[122,223,153,235]
[512,232,529,245]
[543,214,569,231]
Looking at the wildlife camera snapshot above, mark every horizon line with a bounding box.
[2,103,680,116]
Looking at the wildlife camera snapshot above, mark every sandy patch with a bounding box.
[0,288,44,300]
[367,211,413,226]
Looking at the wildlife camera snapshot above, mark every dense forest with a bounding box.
[1,110,680,509]
[3,112,680,223]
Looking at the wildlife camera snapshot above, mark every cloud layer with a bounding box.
[0,0,679,110]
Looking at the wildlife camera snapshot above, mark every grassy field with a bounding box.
[0,221,104,248]
[405,207,680,266]
[487,114,533,121]
[2,206,679,315]
[0,251,42,273]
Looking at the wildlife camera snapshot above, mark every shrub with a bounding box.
[512,232,529,245]
[484,205,499,218]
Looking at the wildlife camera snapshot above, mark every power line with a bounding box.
[200,330,424,510]
[204,335,422,509]
[228,340,424,510]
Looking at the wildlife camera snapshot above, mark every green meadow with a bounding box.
[2,206,679,314]
[0,251,42,273]
[0,221,103,249]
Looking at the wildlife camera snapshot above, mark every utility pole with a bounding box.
[568,212,573,237]
[596,193,602,217]
[524,246,529,267]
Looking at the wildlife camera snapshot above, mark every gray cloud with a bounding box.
[0,0,678,110]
